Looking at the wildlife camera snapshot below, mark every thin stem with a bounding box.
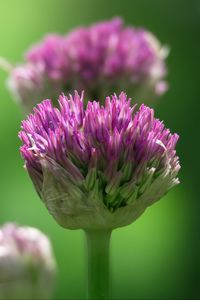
[84,229,112,300]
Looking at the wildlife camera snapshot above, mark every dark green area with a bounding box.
[0,0,199,299]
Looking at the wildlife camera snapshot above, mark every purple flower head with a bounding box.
[0,223,56,299]
[19,91,180,230]
[8,18,168,113]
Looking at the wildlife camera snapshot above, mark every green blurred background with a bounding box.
[0,0,199,299]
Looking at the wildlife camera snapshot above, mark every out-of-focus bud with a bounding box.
[0,223,56,299]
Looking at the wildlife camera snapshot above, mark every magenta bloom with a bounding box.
[9,18,168,112]
[19,92,180,229]
[0,223,56,299]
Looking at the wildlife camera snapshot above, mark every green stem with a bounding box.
[85,229,112,300]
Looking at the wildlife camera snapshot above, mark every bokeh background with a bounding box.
[0,0,199,299]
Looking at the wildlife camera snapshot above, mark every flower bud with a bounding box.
[19,91,180,230]
[0,223,56,299]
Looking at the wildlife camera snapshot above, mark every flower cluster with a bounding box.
[0,223,55,299]
[9,18,168,112]
[19,91,180,230]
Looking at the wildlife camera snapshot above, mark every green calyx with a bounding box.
[30,156,178,230]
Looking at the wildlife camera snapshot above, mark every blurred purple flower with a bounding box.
[8,18,168,112]
[19,91,180,230]
[0,223,56,299]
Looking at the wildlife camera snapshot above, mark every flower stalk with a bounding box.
[85,229,112,300]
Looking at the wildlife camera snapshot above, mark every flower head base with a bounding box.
[0,223,56,299]
[19,91,180,230]
[8,18,168,112]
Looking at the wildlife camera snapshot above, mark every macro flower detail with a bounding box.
[19,91,180,230]
[0,223,56,300]
[8,18,168,112]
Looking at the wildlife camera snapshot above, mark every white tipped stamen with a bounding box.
[156,139,166,151]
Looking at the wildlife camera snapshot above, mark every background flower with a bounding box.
[7,18,168,112]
